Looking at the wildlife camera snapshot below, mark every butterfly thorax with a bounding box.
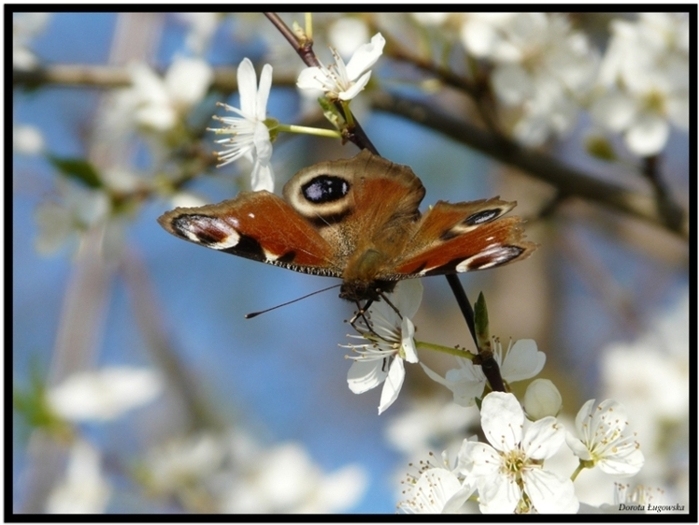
[339,248,397,302]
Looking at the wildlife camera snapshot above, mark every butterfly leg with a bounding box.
[379,292,403,320]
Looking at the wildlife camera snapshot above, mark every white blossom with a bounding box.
[13,12,50,70]
[45,439,111,513]
[385,398,479,456]
[34,179,110,256]
[397,467,475,514]
[524,378,562,420]
[460,13,598,146]
[590,13,689,156]
[458,392,578,513]
[13,124,45,155]
[177,12,221,55]
[421,338,545,407]
[142,432,228,494]
[47,367,163,422]
[566,399,644,477]
[209,58,275,192]
[129,57,213,132]
[344,279,422,415]
[219,442,367,513]
[297,33,385,101]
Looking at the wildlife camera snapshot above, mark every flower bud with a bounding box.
[524,378,562,420]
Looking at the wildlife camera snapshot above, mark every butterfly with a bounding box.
[158,150,536,307]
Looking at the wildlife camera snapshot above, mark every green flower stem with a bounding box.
[340,100,355,127]
[416,340,475,360]
[276,123,342,139]
[570,461,588,482]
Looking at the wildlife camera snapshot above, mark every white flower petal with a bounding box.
[250,160,274,193]
[255,64,273,121]
[401,318,419,363]
[237,57,258,118]
[500,339,545,381]
[296,66,326,91]
[521,416,564,461]
[344,33,385,81]
[378,357,405,414]
[523,468,578,513]
[456,441,499,479]
[347,359,387,394]
[338,70,371,100]
[598,448,645,476]
[478,470,520,514]
[480,392,523,452]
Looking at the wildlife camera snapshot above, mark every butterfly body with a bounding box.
[158,151,536,303]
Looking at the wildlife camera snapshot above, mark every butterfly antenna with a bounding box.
[245,284,341,319]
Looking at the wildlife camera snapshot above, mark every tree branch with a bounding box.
[369,91,689,240]
[13,64,688,239]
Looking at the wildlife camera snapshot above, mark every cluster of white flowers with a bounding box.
[395,391,644,514]
[139,430,367,513]
[411,12,688,156]
[460,13,600,147]
[13,12,51,70]
[342,281,647,514]
[41,366,367,514]
[589,13,689,156]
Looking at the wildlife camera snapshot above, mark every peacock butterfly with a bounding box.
[158,150,537,304]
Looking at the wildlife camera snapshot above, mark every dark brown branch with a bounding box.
[641,155,685,232]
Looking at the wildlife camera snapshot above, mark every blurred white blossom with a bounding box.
[601,291,688,491]
[142,432,227,494]
[209,58,275,191]
[128,57,213,132]
[142,430,367,513]
[219,442,367,513]
[177,12,221,55]
[297,32,385,101]
[34,179,110,256]
[410,13,450,26]
[47,367,163,422]
[344,280,422,415]
[328,17,370,58]
[13,124,45,154]
[458,392,578,513]
[421,338,545,407]
[45,439,111,513]
[590,13,689,156]
[385,398,478,456]
[13,12,50,70]
[460,13,599,146]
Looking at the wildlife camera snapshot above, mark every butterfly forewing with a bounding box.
[158,191,344,277]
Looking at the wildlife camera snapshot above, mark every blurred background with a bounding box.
[12,12,690,514]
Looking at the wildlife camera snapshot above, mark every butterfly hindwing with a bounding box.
[391,198,537,277]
